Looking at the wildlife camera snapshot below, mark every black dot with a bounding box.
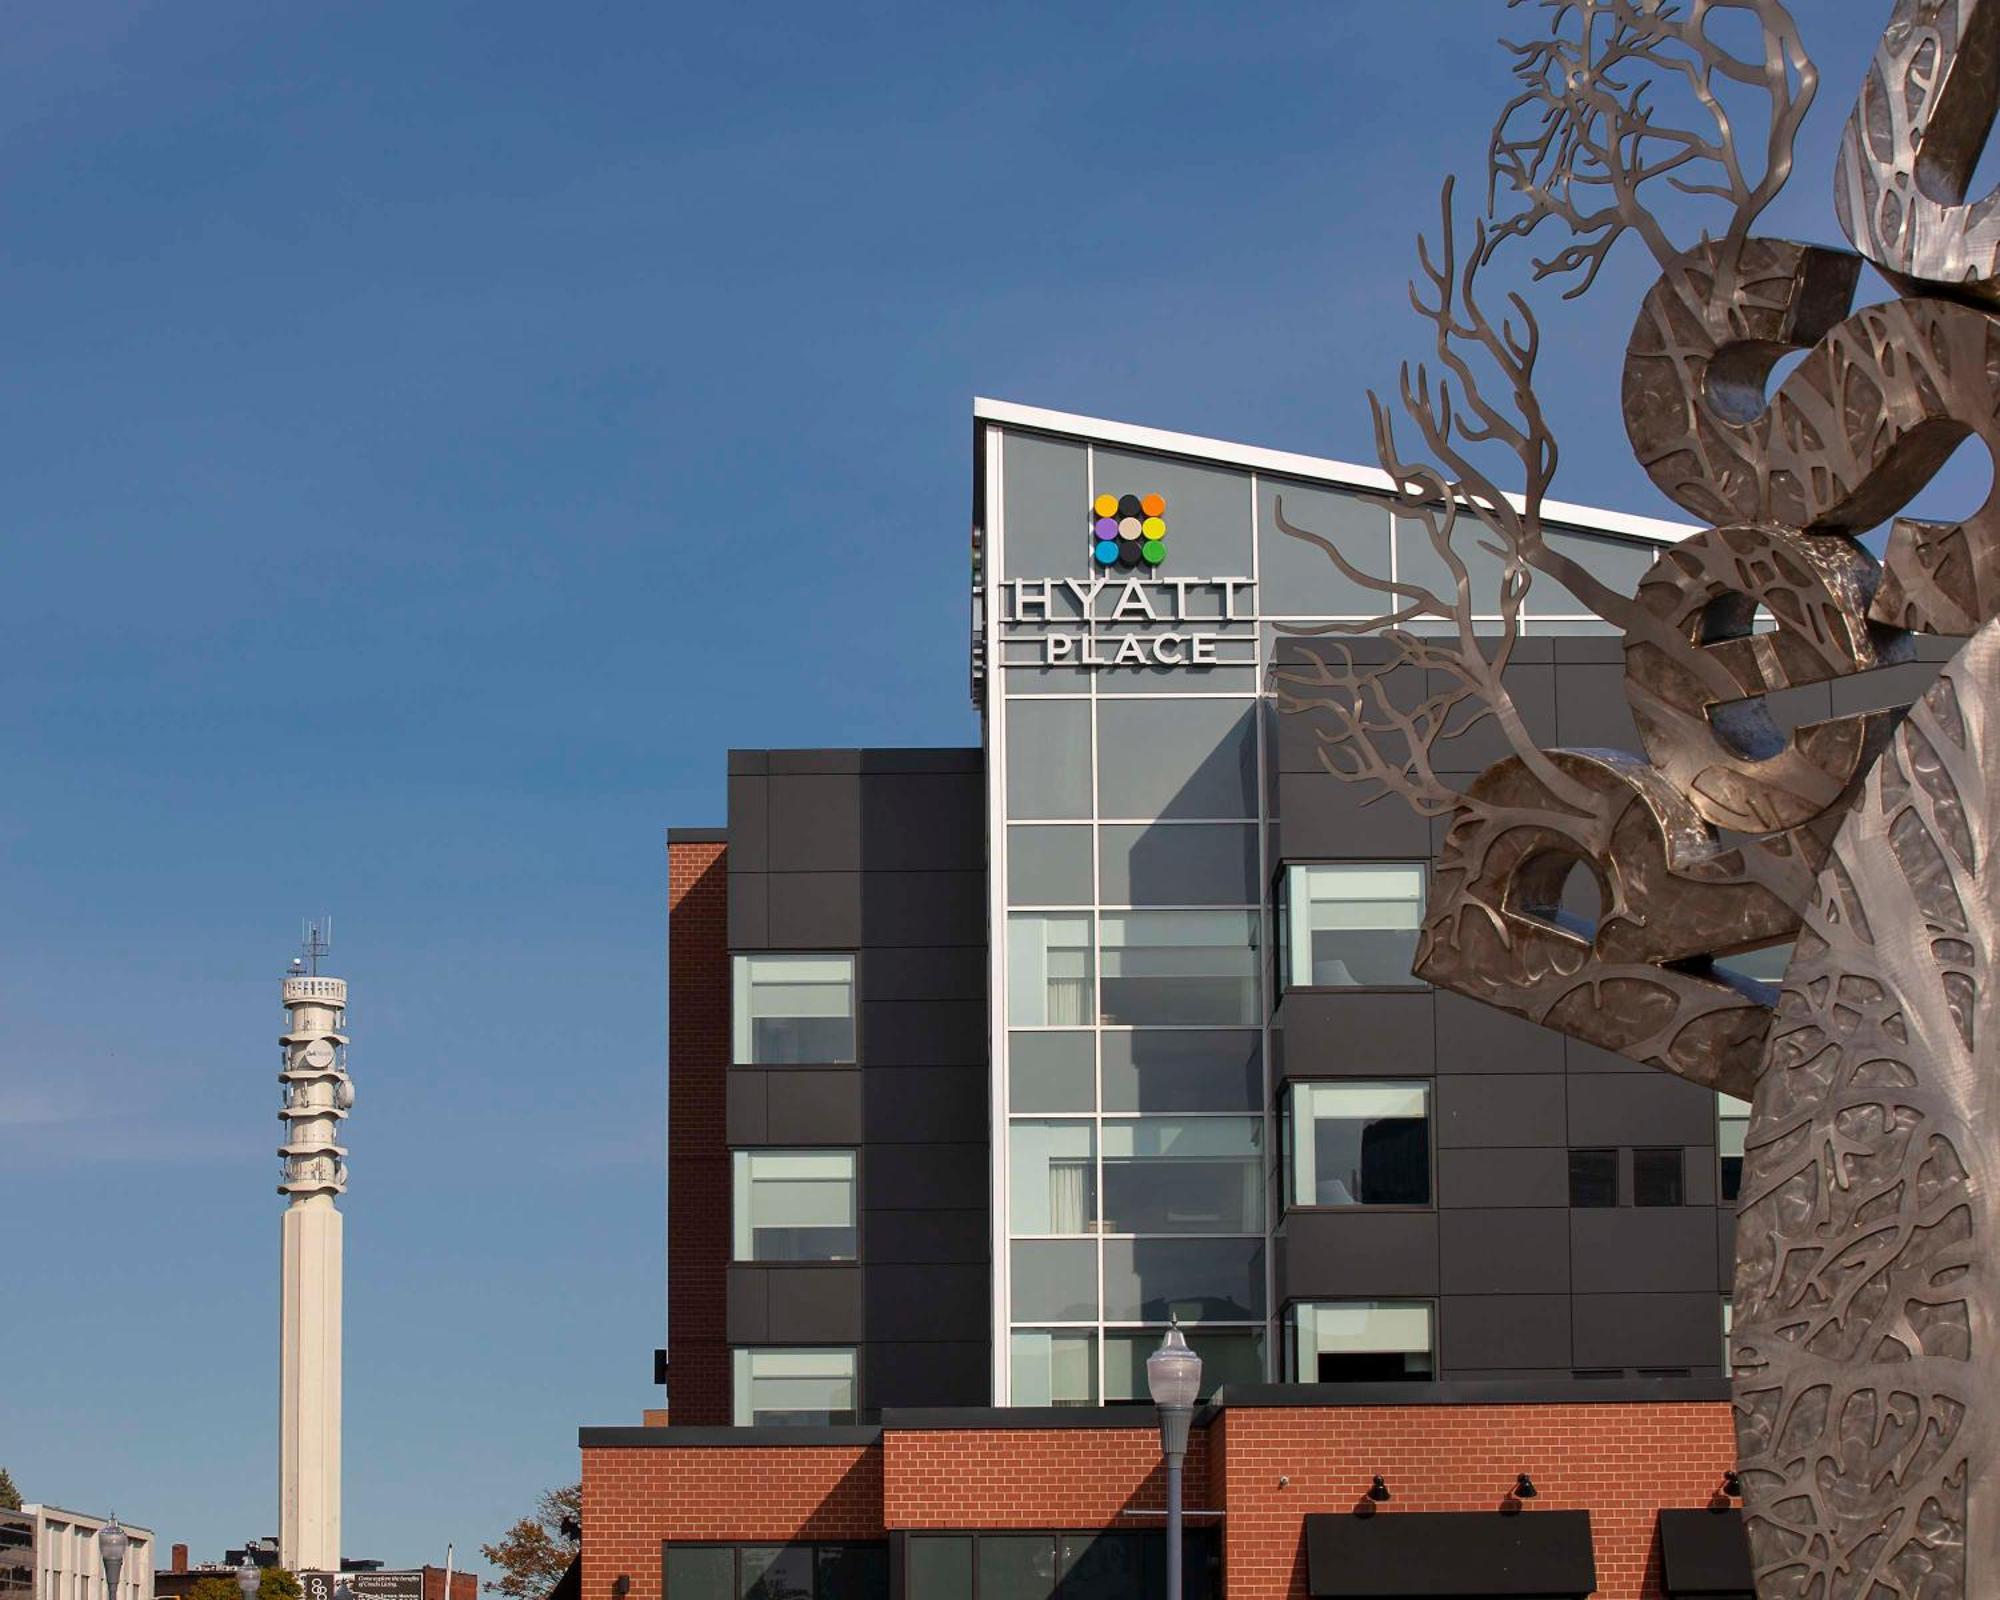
[1117,541,1143,568]
[1116,494,1143,518]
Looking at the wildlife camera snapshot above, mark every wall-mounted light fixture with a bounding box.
[1514,1474,1537,1500]
[1722,1470,1742,1499]
[1368,1476,1392,1503]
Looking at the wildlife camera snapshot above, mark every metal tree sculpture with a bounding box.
[1277,2,2000,1595]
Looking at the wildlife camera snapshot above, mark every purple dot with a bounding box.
[1093,517,1119,539]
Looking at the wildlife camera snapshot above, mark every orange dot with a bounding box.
[1093,494,1120,519]
[1140,493,1166,517]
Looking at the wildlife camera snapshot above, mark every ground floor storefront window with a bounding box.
[905,1530,1217,1600]
[665,1544,886,1600]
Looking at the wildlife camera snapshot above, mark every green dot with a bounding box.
[1141,540,1166,565]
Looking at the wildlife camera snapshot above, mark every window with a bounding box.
[1008,914,1094,1026]
[1009,1121,1096,1234]
[1285,1083,1430,1207]
[730,1347,857,1426]
[1634,1147,1684,1206]
[1722,1295,1734,1371]
[1102,1327,1264,1401]
[1099,910,1258,1025]
[664,1545,887,1600]
[904,1530,1218,1600]
[1100,1116,1262,1234]
[1279,864,1426,988]
[1568,1148,1617,1207]
[1286,1300,1433,1382]
[1009,1329,1098,1406]
[732,956,855,1065]
[1718,1093,1750,1202]
[732,1151,857,1261]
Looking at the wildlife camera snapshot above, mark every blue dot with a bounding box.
[1093,540,1120,565]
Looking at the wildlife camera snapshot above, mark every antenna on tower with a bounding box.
[299,917,333,977]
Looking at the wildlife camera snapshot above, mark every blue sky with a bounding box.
[0,0,1949,1575]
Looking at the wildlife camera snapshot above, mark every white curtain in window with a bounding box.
[1300,1300,1431,1358]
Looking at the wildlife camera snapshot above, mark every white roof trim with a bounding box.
[973,396,1695,545]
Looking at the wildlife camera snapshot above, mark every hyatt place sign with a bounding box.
[1000,577,1255,669]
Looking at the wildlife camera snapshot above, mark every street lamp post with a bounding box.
[1146,1323,1203,1600]
[97,1519,129,1600]
[237,1557,261,1600]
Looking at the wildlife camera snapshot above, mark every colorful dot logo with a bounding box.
[1090,491,1168,569]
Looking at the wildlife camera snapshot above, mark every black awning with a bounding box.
[1305,1510,1596,1598]
[1657,1510,1752,1596]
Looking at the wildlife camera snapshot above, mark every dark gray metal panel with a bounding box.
[866,1263,988,1340]
[727,870,769,949]
[1716,1211,1735,1292]
[1276,992,1436,1078]
[857,748,983,774]
[863,1066,986,1142]
[1275,769,1434,858]
[728,749,771,775]
[1565,1037,1651,1074]
[1683,1147,1718,1208]
[1827,657,1954,716]
[726,776,769,873]
[1439,1293,1572,1371]
[725,1069,768,1145]
[1570,1209,1718,1293]
[1439,1208,1571,1294]
[1436,1075,1566,1148]
[866,1144,989,1210]
[1304,1507,1596,1598]
[1279,1210,1441,1299]
[1551,662,1640,749]
[1567,1072,1717,1146]
[1435,992,1564,1072]
[859,945,986,1002]
[859,871,986,945]
[766,1266,864,1342]
[1437,1146,1569,1209]
[765,1068,864,1146]
[1572,1292,1728,1370]
[764,872,863,948]
[725,1266,768,1343]
[863,1341,990,1409]
[769,750,862,775]
[767,775,862,873]
[1432,666,1559,776]
[861,1209,990,1264]
[859,775,986,871]
[860,1001,988,1067]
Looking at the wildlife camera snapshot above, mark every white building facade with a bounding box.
[15,1508,153,1600]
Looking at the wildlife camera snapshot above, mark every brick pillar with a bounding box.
[668,839,731,1424]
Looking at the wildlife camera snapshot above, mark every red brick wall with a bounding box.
[418,1567,480,1600]
[883,1427,1212,1529]
[1215,1402,1736,1600]
[583,1445,883,1600]
[667,839,730,1426]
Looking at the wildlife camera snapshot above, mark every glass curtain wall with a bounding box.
[998,434,1268,1402]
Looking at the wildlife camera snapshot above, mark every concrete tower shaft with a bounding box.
[278,974,350,1576]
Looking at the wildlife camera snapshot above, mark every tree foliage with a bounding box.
[0,1468,19,1511]
[187,1579,242,1600]
[481,1484,580,1600]
[261,1570,302,1600]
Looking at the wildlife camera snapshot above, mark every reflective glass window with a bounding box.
[1286,1083,1430,1207]
[1102,1327,1264,1401]
[732,1152,857,1262]
[1008,1328,1098,1407]
[1008,913,1094,1026]
[1098,823,1257,906]
[906,1540,971,1600]
[730,1347,857,1427]
[1280,865,1425,988]
[1568,1148,1618,1208]
[732,955,855,1065]
[976,1538,1057,1600]
[1286,1300,1433,1382]
[1099,1029,1260,1112]
[1095,699,1257,820]
[1010,1240,1098,1322]
[740,1550,813,1600]
[1102,1237,1264,1322]
[1100,910,1258,1025]
[1006,701,1092,819]
[1101,1117,1262,1234]
[1010,1031,1094,1113]
[1008,826,1092,905]
[1009,1120,1096,1235]
[1634,1147,1685,1207]
[816,1548,887,1600]
[1718,1093,1750,1202]
[666,1551,733,1600]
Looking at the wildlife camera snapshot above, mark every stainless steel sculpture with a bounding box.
[1276,2,2000,1595]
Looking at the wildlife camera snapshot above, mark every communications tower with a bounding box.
[277,921,351,1575]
